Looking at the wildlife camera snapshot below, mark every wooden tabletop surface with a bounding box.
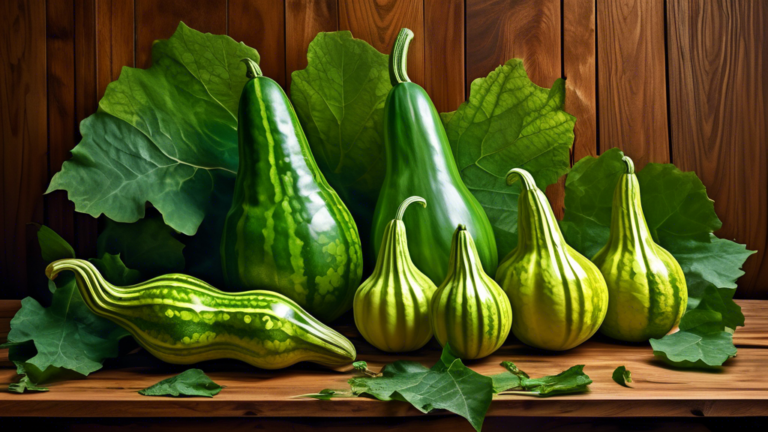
[0,300,766,418]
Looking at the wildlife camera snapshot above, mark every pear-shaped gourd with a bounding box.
[430,224,512,360]
[354,196,438,352]
[593,156,687,342]
[496,168,608,351]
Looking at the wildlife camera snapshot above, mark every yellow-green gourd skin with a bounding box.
[430,225,512,360]
[354,197,438,352]
[592,156,687,342]
[45,259,356,369]
[496,168,608,351]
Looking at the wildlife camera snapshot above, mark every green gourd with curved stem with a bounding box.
[592,156,687,342]
[430,225,512,360]
[371,28,498,286]
[221,59,362,323]
[354,196,437,353]
[496,168,608,351]
[46,259,356,369]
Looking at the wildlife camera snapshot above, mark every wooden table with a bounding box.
[1,300,767,430]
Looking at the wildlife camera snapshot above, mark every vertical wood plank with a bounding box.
[74,0,98,259]
[229,0,286,88]
[424,0,464,113]
[338,0,424,87]
[96,0,135,99]
[466,0,563,216]
[0,0,48,297]
[563,0,597,161]
[135,0,227,69]
[667,0,768,298]
[596,0,669,169]
[46,0,76,246]
[285,0,338,89]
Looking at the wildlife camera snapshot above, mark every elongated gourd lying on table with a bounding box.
[354,196,437,353]
[592,156,687,342]
[496,168,608,351]
[371,28,498,286]
[46,259,356,369]
[430,225,512,360]
[221,59,362,323]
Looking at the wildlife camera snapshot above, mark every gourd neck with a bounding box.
[46,259,126,316]
[389,28,413,86]
[608,156,655,248]
[372,196,426,279]
[242,58,263,79]
[445,225,486,285]
[506,168,568,252]
[396,196,426,221]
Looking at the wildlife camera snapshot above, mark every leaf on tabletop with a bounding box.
[297,389,357,400]
[494,363,592,396]
[443,59,575,258]
[46,22,258,236]
[139,369,223,398]
[612,366,632,387]
[650,330,737,369]
[8,376,49,394]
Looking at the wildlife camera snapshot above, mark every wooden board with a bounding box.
[424,0,464,113]
[1,300,766,418]
[285,0,338,90]
[229,0,286,88]
[667,0,768,299]
[596,0,669,169]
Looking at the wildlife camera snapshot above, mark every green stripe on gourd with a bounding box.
[495,168,608,351]
[46,259,356,369]
[221,58,362,323]
[592,156,687,342]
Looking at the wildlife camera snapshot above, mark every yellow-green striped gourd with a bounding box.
[46,259,356,369]
[592,156,687,342]
[430,224,512,360]
[354,196,437,352]
[496,168,608,351]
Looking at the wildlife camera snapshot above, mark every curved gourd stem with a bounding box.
[506,168,538,191]
[389,28,413,86]
[395,196,426,221]
[622,155,635,174]
[241,58,263,79]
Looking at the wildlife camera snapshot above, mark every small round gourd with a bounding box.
[430,224,512,360]
[354,197,437,352]
[593,156,687,342]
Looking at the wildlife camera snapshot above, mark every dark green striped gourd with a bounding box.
[430,225,512,360]
[221,59,362,323]
[495,168,608,351]
[592,156,687,342]
[46,259,356,369]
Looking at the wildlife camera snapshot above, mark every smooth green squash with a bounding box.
[592,156,687,342]
[496,168,608,351]
[46,259,356,369]
[221,59,362,323]
[354,196,437,352]
[430,225,512,360]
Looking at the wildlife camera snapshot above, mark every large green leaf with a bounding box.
[442,59,575,258]
[46,22,259,236]
[139,369,223,398]
[291,30,391,255]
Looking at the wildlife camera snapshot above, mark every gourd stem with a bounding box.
[241,58,263,79]
[622,155,635,174]
[389,28,413,86]
[506,168,538,191]
[395,196,426,221]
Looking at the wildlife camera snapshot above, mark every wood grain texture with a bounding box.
[74,0,99,259]
[596,0,669,169]
[229,0,286,88]
[466,0,564,217]
[1,0,48,298]
[135,0,227,69]
[96,0,135,98]
[667,0,768,299]
[285,0,338,90]
[46,0,77,248]
[564,0,597,161]
[338,0,424,86]
[424,0,464,113]
[0,299,766,418]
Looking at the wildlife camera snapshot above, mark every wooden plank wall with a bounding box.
[1,0,766,297]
